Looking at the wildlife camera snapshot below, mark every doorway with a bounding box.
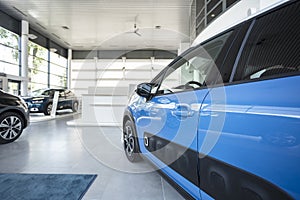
[8,80,21,96]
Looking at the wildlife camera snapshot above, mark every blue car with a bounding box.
[123,1,300,199]
[23,89,79,115]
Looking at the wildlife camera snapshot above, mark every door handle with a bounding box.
[171,104,194,118]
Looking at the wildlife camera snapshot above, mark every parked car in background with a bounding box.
[23,89,79,115]
[0,89,29,144]
[123,1,300,200]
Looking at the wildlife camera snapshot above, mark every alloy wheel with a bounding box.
[124,125,135,157]
[47,103,53,115]
[0,116,22,141]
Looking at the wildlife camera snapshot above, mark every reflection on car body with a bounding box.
[122,1,300,199]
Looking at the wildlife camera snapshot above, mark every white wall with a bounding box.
[70,58,172,96]
[192,0,287,46]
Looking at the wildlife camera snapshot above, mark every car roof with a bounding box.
[192,0,290,46]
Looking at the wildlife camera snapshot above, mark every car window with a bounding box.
[233,1,300,81]
[41,90,50,96]
[157,31,232,95]
[59,90,65,97]
[48,90,54,97]
[65,90,73,97]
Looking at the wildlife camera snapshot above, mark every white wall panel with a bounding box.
[72,71,97,79]
[71,80,96,88]
[124,70,152,80]
[97,59,123,70]
[71,59,96,70]
[97,71,124,79]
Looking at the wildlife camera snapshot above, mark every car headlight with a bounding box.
[32,98,45,104]
[32,100,44,104]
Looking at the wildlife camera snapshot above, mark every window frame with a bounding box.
[150,27,241,98]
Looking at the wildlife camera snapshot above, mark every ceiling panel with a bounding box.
[0,0,192,51]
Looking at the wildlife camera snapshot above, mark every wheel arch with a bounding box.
[0,109,28,128]
[123,108,141,153]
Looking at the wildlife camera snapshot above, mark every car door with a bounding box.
[198,2,300,199]
[135,29,240,199]
[57,90,66,109]
[64,90,74,108]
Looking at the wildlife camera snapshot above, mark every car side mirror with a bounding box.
[136,83,153,99]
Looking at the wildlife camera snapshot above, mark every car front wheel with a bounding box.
[44,103,52,115]
[0,112,24,144]
[123,120,141,162]
[72,101,79,112]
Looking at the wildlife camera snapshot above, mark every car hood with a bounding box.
[22,96,48,101]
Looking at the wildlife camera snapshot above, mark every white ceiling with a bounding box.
[0,0,192,50]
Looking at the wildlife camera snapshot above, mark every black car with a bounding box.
[0,89,29,144]
[23,89,79,115]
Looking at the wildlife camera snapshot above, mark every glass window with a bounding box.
[158,31,232,95]
[0,26,20,76]
[49,51,67,88]
[0,45,19,65]
[234,1,300,81]
[50,52,67,67]
[50,63,66,76]
[28,55,48,72]
[28,41,48,60]
[0,62,19,76]
[28,82,48,94]
[207,2,223,24]
[27,41,68,90]
[226,0,239,8]
[27,41,49,91]
[0,26,19,49]
[29,70,48,83]
[50,74,66,88]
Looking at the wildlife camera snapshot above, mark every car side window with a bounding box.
[233,1,300,81]
[42,91,48,95]
[59,91,65,98]
[157,31,232,95]
[65,90,74,97]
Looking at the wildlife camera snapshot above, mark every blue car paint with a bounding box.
[126,75,300,199]
[198,75,300,199]
[131,89,210,199]
[124,1,300,198]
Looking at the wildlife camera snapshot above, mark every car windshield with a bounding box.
[30,89,48,96]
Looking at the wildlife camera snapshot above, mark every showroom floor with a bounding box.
[0,114,184,200]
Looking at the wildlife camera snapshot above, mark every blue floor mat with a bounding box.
[0,173,97,200]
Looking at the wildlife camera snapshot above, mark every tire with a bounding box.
[123,119,141,162]
[72,101,79,112]
[0,112,24,144]
[44,103,52,115]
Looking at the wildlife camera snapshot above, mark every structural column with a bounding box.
[67,48,72,89]
[21,20,29,96]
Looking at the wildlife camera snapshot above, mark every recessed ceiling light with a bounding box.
[28,10,38,18]
[28,34,37,40]
[50,48,57,53]
[211,14,215,17]
[155,25,161,29]
[61,26,69,30]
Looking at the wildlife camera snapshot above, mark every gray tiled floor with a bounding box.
[0,114,184,200]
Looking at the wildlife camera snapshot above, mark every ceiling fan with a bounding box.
[132,23,141,36]
[127,15,142,37]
